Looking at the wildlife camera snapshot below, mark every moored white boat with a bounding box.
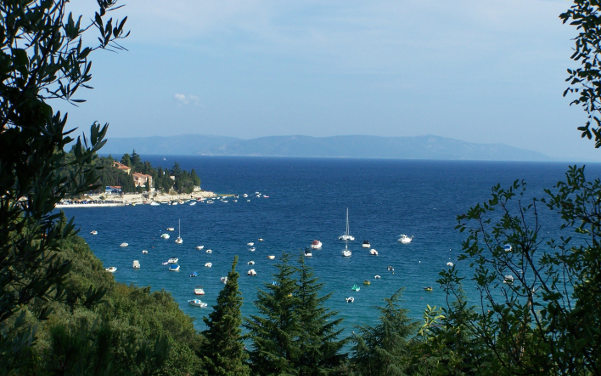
[167,227,175,231]
[175,219,183,244]
[150,201,160,206]
[249,247,256,252]
[196,245,204,250]
[194,287,205,295]
[248,260,255,265]
[346,296,354,303]
[132,260,140,269]
[342,241,352,257]
[161,233,170,239]
[204,262,212,268]
[247,242,254,246]
[310,240,322,250]
[105,266,117,273]
[188,299,207,308]
[220,276,228,284]
[267,255,275,260]
[247,269,257,276]
[398,234,413,244]
[169,264,180,272]
[90,230,98,235]
[167,257,178,264]
[141,249,148,254]
[369,248,378,256]
[120,242,128,247]
[362,240,370,248]
[304,249,313,257]
[206,249,213,254]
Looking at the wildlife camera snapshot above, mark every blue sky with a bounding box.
[59,0,600,162]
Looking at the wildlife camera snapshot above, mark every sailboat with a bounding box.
[338,208,355,241]
[175,219,183,244]
[342,241,352,257]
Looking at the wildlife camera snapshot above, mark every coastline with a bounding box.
[56,189,219,208]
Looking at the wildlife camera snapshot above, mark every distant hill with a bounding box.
[102,134,549,161]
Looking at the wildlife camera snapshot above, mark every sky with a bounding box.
[58,0,601,162]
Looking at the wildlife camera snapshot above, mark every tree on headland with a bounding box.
[202,256,249,376]
[0,0,128,369]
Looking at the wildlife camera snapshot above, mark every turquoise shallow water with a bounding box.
[63,157,601,337]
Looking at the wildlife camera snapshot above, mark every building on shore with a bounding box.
[133,172,153,188]
[105,186,123,194]
[112,161,131,175]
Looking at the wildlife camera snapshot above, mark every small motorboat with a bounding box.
[248,260,255,265]
[204,262,212,268]
[205,249,213,254]
[249,247,256,252]
[503,274,514,284]
[189,201,196,206]
[141,249,149,254]
[169,264,180,272]
[132,260,140,269]
[267,255,275,260]
[342,249,352,257]
[247,242,255,247]
[258,238,264,242]
[120,242,128,247]
[374,274,381,279]
[346,296,354,303]
[167,257,178,264]
[105,266,117,273]
[194,286,205,295]
[503,244,512,252]
[196,245,204,250]
[398,234,413,244]
[188,299,207,308]
[310,240,322,250]
[166,227,175,231]
[351,284,361,292]
[446,261,454,267]
[247,269,257,276]
[424,286,433,292]
[363,280,371,286]
[387,265,395,272]
[369,249,378,256]
[220,276,228,284]
[161,233,170,239]
[362,240,370,248]
[190,271,198,277]
[175,236,183,244]
[90,230,98,235]
[150,201,160,206]
[304,248,312,257]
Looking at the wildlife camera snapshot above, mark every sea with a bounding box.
[62,156,601,337]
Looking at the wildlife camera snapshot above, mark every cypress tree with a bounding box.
[246,254,300,375]
[351,289,418,376]
[295,256,346,375]
[202,256,249,376]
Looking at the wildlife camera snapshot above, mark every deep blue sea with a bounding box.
[62,157,601,337]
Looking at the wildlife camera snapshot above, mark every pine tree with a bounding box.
[295,256,346,375]
[202,256,249,376]
[246,254,300,375]
[351,289,418,376]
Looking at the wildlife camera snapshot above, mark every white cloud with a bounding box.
[174,93,201,106]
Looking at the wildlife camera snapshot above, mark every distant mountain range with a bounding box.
[101,134,549,161]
